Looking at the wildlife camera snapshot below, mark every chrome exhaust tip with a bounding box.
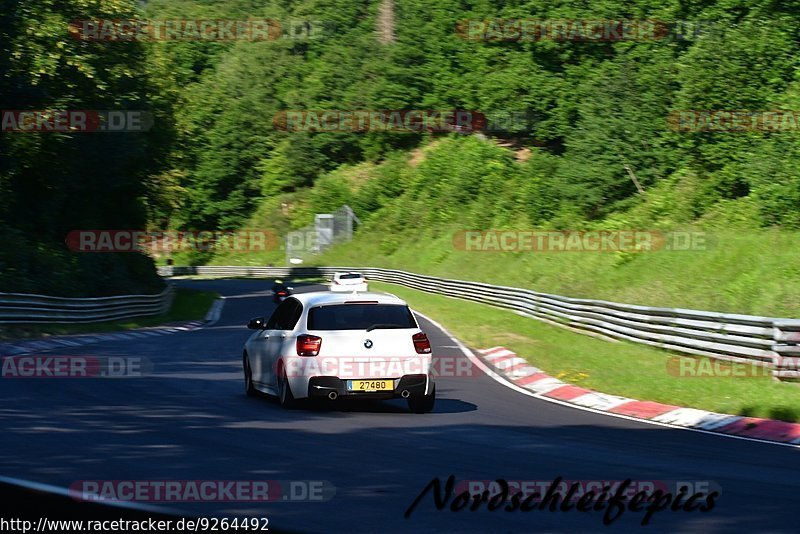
[401,390,410,399]
[328,391,338,400]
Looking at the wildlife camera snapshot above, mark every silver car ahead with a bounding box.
[329,272,368,293]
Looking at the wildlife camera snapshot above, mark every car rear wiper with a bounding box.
[365,323,405,332]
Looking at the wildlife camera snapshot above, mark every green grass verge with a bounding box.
[370,281,800,423]
[0,288,219,340]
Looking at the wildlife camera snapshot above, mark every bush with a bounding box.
[0,229,164,297]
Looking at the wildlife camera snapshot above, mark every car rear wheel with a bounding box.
[278,371,297,408]
[243,355,257,397]
[408,385,435,414]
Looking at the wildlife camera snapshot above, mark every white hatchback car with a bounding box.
[242,291,436,413]
[330,272,368,293]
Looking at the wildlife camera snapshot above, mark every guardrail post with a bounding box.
[772,320,800,382]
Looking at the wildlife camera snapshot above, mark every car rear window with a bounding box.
[338,273,363,280]
[307,304,417,331]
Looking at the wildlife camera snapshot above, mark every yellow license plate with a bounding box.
[347,379,393,392]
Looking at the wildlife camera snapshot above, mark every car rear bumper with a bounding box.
[307,374,429,399]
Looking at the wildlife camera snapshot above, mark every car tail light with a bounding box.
[277,290,287,296]
[413,332,431,354]
[297,334,322,357]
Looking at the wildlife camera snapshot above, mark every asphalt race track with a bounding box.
[1,279,798,533]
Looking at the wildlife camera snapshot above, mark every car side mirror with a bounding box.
[247,317,267,330]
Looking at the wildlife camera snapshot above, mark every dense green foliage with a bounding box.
[0,0,164,295]
[153,0,800,232]
[2,0,800,296]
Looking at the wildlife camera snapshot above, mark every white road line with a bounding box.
[493,357,528,370]
[523,377,566,394]
[204,298,226,326]
[413,309,800,449]
[653,408,743,430]
[505,366,539,379]
[0,475,187,515]
[570,392,634,411]
[482,349,515,362]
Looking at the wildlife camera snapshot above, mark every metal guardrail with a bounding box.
[0,285,174,324]
[161,265,800,380]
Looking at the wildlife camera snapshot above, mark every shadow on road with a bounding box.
[247,393,477,415]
